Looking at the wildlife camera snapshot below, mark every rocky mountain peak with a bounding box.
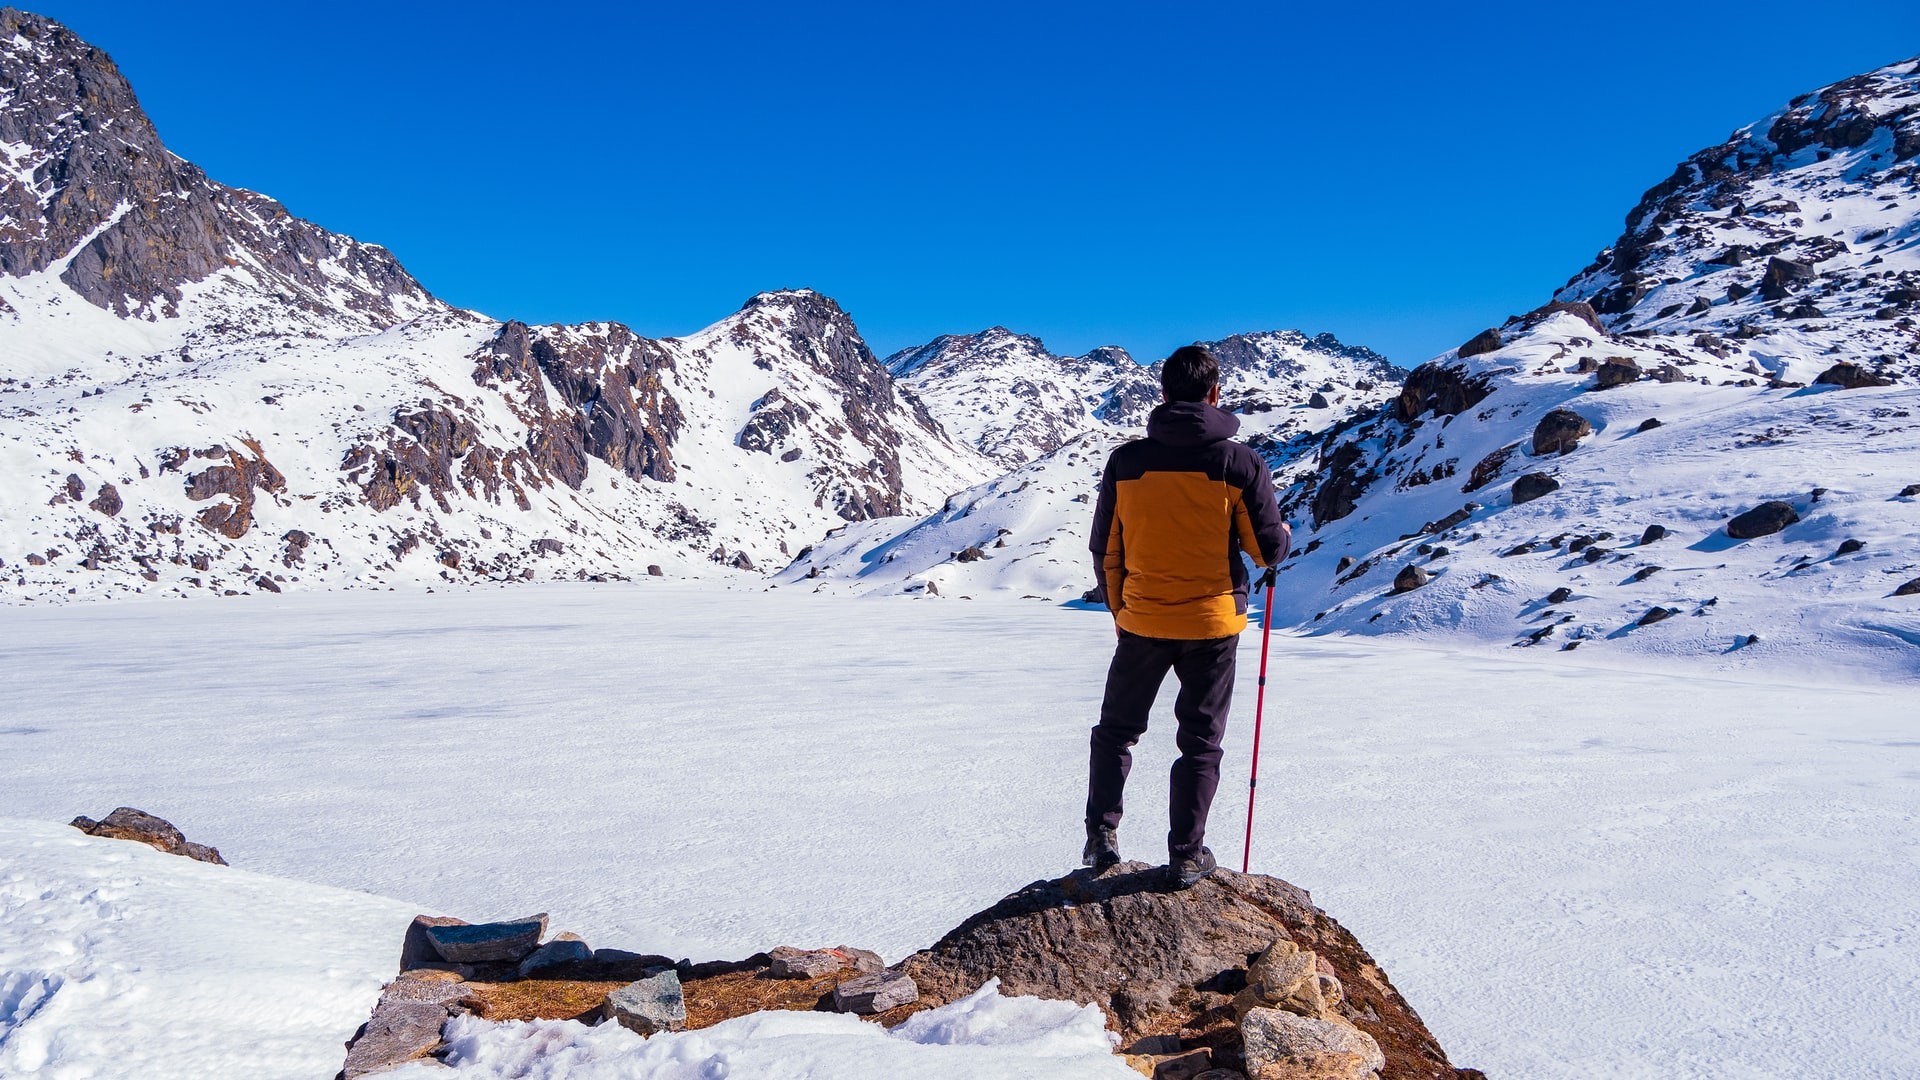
[0,8,435,329]
[1554,55,1920,380]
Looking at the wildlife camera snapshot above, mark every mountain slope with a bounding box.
[0,9,995,602]
[1269,56,1920,674]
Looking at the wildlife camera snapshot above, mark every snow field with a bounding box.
[1,583,1916,1077]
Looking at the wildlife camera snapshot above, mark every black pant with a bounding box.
[1086,629,1237,861]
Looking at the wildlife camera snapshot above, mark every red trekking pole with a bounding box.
[1241,566,1277,874]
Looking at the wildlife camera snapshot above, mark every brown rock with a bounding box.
[1531,409,1593,455]
[831,970,918,1014]
[340,1001,447,1079]
[88,483,122,516]
[1462,443,1520,493]
[1813,363,1893,389]
[768,949,844,979]
[895,863,1462,1077]
[1512,473,1560,504]
[1456,328,1502,358]
[1392,565,1430,593]
[1593,357,1641,389]
[1895,578,1920,597]
[1241,1007,1384,1080]
[69,807,225,864]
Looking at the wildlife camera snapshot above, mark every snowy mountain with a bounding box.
[886,326,1401,471]
[0,9,994,602]
[1269,56,1920,672]
[782,332,1402,598]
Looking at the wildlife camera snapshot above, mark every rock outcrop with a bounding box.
[897,863,1469,1079]
[69,807,226,864]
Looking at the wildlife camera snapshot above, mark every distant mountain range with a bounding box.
[3,8,1916,671]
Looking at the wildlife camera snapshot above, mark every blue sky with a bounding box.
[33,1,1920,366]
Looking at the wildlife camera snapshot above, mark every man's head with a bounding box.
[1161,344,1221,404]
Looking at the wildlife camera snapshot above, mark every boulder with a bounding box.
[1593,357,1641,389]
[831,971,919,1014]
[1392,565,1430,593]
[1241,1007,1385,1080]
[1814,363,1893,389]
[1637,417,1663,433]
[1531,409,1593,455]
[769,948,845,979]
[1547,587,1573,604]
[69,807,226,864]
[1511,473,1559,504]
[606,969,686,1035]
[837,946,887,974]
[89,483,122,516]
[1462,442,1520,493]
[1630,566,1662,583]
[1895,578,1920,597]
[1639,606,1677,626]
[1640,524,1668,544]
[516,935,592,978]
[424,915,548,964]
[955,545,989,563]
[1457,328,1502,358]
[1231,939,1328,1020]
[1726,501,1799,539]
[340,1001,448,1079]
[1836,539,1865,557]
[895,863,1463,1076]
[1308,392,1331,409]
[647,564,664,577]
[1901,484,1920,498]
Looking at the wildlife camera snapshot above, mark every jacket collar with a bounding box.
[1146,400,1240,447]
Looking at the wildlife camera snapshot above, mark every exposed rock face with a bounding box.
[1815,362,1894,389]
[0,9,432,326]
[184,440,286,539]
[895,863,1465,1078]
[1593,357,1642,389]
[1394,363,1494,424]
[69,807,226,864]
[474,320,683,485]
[1456,328,1502,358]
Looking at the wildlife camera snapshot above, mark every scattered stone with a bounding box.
[1457,327,1502,357]
[1502,542,1534,557]
[1640,524,1668,545]
[341,1001,448,1078]
[1836,539,1865,557]
[1463,442,1521,492]
[1593,357,1641,389]
[69,807,226,864]
[836,946,886,974]
[607,969,687,1035]
[1583,547,1611,563]
[1630,566,1662,583]
[1726,501,1800,539]
[1392,565,1430,593]
[1512,472,1560,504]
[769,948,845,979]
[378,970,471,1009]
[63,473,84,500]
[89,482,122,516]
[1335,555,1355,572]
[1639,606,1677,626]
[1637,417,1663,433]
[831,970,919,1014]
[1232,939,1328,1021]
[517,935,593,978]
[1814,362,1893,389]
[1739,634,1762,647]
[1547,587,1573,604]
[1147,1048,1215,1080]
[1531,409,1593,455]
[647,564,664,577]
[1240,1006,1384,1080]
[1420,503,1479,534]
[1307,392,1330,409]
[954,545,988,563]
[425,915,548,964]
[1900,484,1920,498]
[1896,578,1920,597]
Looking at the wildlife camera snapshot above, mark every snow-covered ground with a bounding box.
[2,583,1915,1078]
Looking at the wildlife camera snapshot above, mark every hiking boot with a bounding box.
[1082,824,1120,870]
[1168,846,1217,889]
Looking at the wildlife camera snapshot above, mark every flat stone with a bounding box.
[401,916,470,972]
[606,970,686,1035]
[517,935,592,978]
[836,946,886,974]
[379,971,470,1009]
[831,970,919,1014]
[769,949,844,979]
[1726,500,1799,540]
[1241,1007,1384,1080]
[341,1001,448,1078]
[424,914,547,964]
[69,807,226,865]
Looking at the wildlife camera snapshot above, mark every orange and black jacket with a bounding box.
[1090,401,1291,639]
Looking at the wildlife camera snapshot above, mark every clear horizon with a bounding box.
[25,1,1920,366]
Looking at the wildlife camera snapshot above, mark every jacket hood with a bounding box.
[1146,401,1240,447]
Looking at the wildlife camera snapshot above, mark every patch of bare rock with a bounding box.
[336,861,1476,1078]
[69,806,226,864]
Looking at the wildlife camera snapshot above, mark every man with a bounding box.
[1085,344,1291,887]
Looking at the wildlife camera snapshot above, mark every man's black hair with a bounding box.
[1161,344,1220,403]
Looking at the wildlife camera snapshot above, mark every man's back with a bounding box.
[1091,400,1289,639]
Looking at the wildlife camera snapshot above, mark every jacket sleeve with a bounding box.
[1089,453,1124,612]
[1232,450,1291,568]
